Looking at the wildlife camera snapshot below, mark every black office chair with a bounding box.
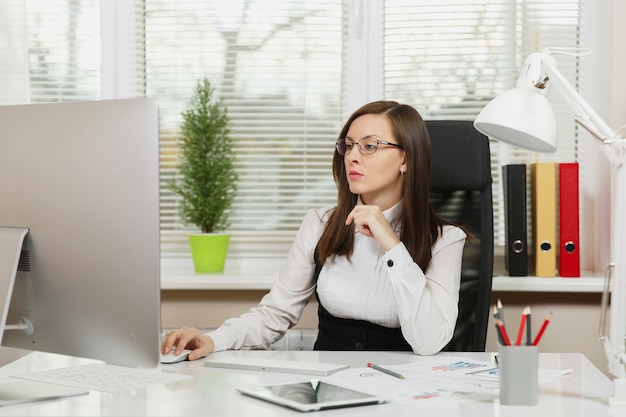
[426,120,494,352]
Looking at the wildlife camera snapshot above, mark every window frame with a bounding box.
[11,0,614,276]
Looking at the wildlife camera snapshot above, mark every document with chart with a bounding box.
[323,356,571,407]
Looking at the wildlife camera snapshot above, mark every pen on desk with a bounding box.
[515,306,529,346]
[532,311,553,346]
[493,305,504,344]
[526,306,532,346]
[367,362,405,379]
[496,318,511,346]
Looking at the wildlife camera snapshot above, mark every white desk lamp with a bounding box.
[474,48,626,406]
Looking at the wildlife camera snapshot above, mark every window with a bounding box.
[379,0,582,248]
[145,0,343,257]
[2,0,101,103]
[2,0,593,266]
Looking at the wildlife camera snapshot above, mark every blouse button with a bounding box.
[387,260,394,267]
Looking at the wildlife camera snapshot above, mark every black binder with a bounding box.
[502,164,528,276]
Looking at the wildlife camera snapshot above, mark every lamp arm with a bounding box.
[606,166,626,381]
[542,53,626,391]
[542,56,626,166]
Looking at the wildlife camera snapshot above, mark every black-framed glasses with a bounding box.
[335,136,403,156]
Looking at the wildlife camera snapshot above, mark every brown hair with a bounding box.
[316,100,451,270]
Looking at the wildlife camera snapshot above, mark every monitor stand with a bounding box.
[0,227,88,404]
[0,227,29,345]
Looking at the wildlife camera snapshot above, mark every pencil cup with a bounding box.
[498,344,539,406]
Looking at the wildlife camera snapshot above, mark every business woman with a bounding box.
[162,100,466,360]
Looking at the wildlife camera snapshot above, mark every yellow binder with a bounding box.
[532,162,557,277]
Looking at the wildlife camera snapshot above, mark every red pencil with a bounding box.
[532,311,553,346]
[515,306,529,346]
[496,318,511,346]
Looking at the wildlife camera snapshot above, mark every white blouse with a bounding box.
[208,202,466,355]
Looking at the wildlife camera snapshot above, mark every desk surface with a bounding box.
[0,348,617,416]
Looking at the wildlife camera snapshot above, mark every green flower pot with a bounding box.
[188,233,230,273]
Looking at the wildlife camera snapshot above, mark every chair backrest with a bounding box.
[426,120,494,352]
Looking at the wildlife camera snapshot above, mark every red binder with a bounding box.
[558,163,580,277]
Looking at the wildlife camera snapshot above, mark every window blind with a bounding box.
[25,0,101,103]
[4,0,586,260]
[145,0,343,257]
[4,0,146,104]
[0,1,30,104]
[382,0,582,247]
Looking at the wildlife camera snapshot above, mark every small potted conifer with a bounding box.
[170,78,238,272]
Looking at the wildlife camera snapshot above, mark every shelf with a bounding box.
[160,257,279,290]
[491,275,605,293]
[161,258,606,293]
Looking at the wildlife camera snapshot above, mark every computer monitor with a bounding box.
[0,98,161,369]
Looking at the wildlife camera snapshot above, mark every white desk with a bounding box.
[0,348,616,416]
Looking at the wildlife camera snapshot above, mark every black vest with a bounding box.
[312,246,412,351]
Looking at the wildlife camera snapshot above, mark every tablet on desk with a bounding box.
[237,380,387,412]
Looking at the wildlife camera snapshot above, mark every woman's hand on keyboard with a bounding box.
[161,326,215,361]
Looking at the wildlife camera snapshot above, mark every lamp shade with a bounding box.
[474,87,558,153]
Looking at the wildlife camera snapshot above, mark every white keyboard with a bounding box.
[15,363,191,393]
[204,356,349,376]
